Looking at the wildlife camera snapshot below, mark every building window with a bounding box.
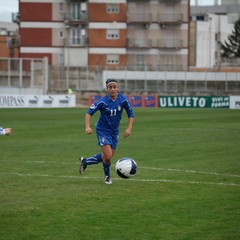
[59,30,64,39]
[58,53,64,65]
[71,3,81,20]
[196,16,204,21]
[107,55,119,65]
[59,3,64,12]
[71,28,83,45]
[106,29,119,39]
[107,4,119,14]
[136,54,145,66]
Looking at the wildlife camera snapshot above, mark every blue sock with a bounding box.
[84,153,102,165]
[102,161,111,177]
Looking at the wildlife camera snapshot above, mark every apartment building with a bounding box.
[18,0,189,71]
[191,0,240,68]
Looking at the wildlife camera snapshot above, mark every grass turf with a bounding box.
[0,108,240,240]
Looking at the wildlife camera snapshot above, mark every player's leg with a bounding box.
[101,133,118,184]
[82,153,103,165]
[101,144,115,163]
[79,130,106,174]
[96,131,114,178]
[101,144,115,184]
[79,153,103,174]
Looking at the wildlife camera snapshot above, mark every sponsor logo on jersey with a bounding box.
[90,104,95,109]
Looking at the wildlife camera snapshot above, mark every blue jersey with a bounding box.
[87,93,134,134]
[0,127,4,135]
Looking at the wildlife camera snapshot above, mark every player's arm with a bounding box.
[124,117,134,139]
[85,113,93,135]
[122,98,134,139]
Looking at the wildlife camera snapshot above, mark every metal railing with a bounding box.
[0,58,239,95]
[64,12,88,23]
[64,37,88,47]
[157,39,183,49]
[158,13,183,24]
[127,13,152,23]
[127,38,152,48]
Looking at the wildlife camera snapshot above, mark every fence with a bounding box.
[49,65,240,95]
[0,57,48,94]
[0,58,240,95]
[103,69,240,95]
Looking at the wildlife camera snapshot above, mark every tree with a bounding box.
[221,18,240,58]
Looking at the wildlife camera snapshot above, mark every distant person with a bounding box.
[79,79,134,184]
[0,127,12,136]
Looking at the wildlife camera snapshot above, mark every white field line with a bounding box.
[0,172,239,187]
[22,161,240,179]
[140,167,240,178]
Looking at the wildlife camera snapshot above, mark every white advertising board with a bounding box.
[230,96,240,109]
[0,94,76,108]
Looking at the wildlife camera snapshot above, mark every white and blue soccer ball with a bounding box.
[115,157,137,179]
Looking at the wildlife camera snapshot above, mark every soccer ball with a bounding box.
[115,157,137,179]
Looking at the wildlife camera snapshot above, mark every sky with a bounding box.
[0,0,19,22]
[0,0,218,22]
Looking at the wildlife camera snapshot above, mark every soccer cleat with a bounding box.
[79,157,87,174]
[104,176,112,185]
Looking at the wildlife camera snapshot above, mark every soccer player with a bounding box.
[79,79,134,184]
[0,127,12,136]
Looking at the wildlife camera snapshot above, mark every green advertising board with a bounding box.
[158,96,229,108]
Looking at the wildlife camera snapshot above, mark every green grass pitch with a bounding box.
[0,108,240,240]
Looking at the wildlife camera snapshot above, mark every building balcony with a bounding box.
[64,12,88,25]
[158,13,183,25]
[159,0,182,3]
[127,38,152,48]
[156,39,183,49]
[64,37,88,47]
[127,13,152,24]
